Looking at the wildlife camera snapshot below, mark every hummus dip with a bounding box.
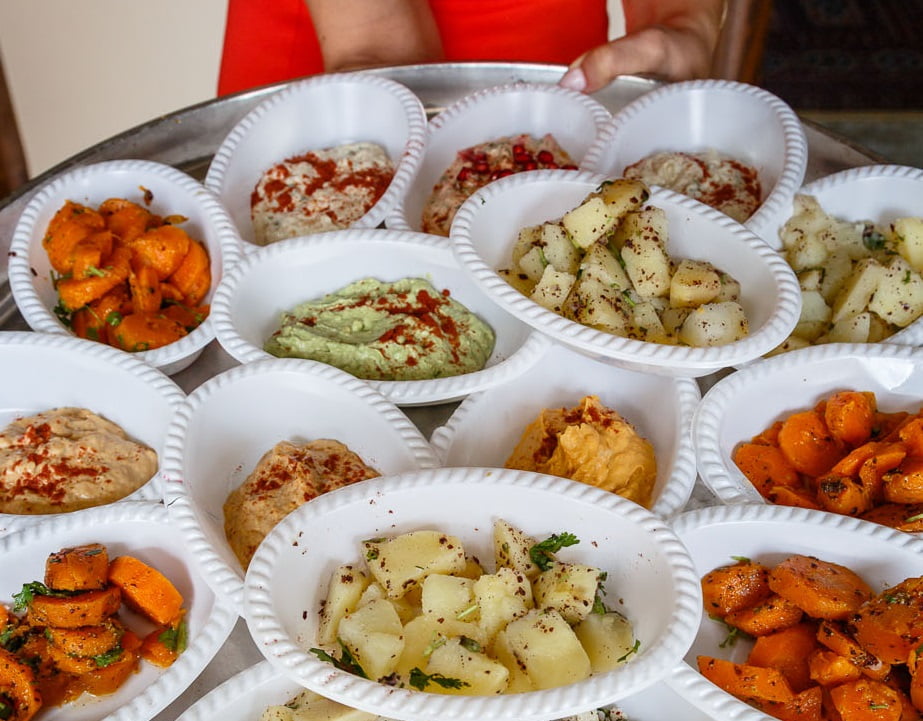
[251,141,395,245]
[264,277,496,381]
[0,407,157,515]
[422,133,577,236]
[624,149,762,223]
[504,395,657,507]
[224,439,379,569]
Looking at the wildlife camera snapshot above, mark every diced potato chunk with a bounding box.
[830,257,884,323]
[503,609,592,689]
[493,519,541,580]
[529,265,576,313]
[425,638,510,695]
[678,301,749,347]
[473,566,533,642]
[541,222,581,274]
[531,561,602,624]
[573,611,636,673]
[561,196,617,249]
[362,530,466,599]
[893,216,923,271]
[317,564,370,645]
[598,178,650,220]
[867,256,923,327]
[669,259,722,308]
[337,599,405,681]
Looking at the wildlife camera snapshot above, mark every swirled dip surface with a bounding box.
[250,141,395,245]
[624,149,761,223]
[223,439,379,569]
[263,277,496,381]
[422,133,576,236]
[0,407,157,514]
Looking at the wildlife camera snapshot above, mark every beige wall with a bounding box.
[0,0,227,177]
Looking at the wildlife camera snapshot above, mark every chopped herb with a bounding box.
[408,667,469,691]
[132,341,151,352]
[616,639,640,663]
[455,603,479,621]
[710,614,752,648]
[85,265,106,278]
[620,289,636,307]
[422,634,446,658]
[53,300,72,327]
[869,703,890,710]
[903,270,913,284]
[905,512,923,523]
[0,625,15,649]
[0,699,11,721]
[863,229,887,251]
[539,248,549,268]
[105,311,123,326]
[12,581,75,612]
[93,645,124,668]
[529,532,580,571]
[159,621,188,653]
[459,636,483,653]
[309,642,368,678]
[731,555,751,564]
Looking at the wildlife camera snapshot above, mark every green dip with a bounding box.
[264,277,496,381]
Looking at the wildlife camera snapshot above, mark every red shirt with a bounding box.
[218,0,609,95]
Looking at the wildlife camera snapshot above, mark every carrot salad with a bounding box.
[0,543,187,721]
[699,555,923,721]
[733,390,923,531]
[42,196,210,352]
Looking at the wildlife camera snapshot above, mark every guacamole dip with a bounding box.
[264,277,496,381]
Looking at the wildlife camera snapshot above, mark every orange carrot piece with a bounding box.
[859,444,908,495]
[747,622,819,692]
[828,678,902,721]
[733,443,802,497]
[825,391,877,447]
[851,577,923,665]
[899,418,923,458]
[701,561,772,618]
[169,239,210,305]
[107,555,184,626]
[0,647,42,721]
[109,312,187,352]
[808,647,863,686]
[768,554,873,620]
[128,224,191,279]
[882,457,923,504]
[859,503,923,533]
[70,231,114,280]
[44,543,109,591]
[816,620,891,681]
[77,630,141,697]
[777,410,844,477]
[697,655,795,704]
[816,473,875,517]
[27,586,121,629]
[725,594,805,637]
[879,412,913,442]
[99,198,155,243]
[128,262,162,314]
[42,201,106,274]
[139,616,185,668]
[832,442,889,477]
[45,620,123,659]
[753,421,784,446]
[161,303,209,331]
[56,245,131,311]
[767,485,823,510]
[763,685,824,721]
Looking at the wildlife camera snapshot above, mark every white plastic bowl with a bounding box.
[582,79,808,243]
[667,503,923,721]
[0,500,238,721]
[694,342,923,506]
[174,660,711,721]
[244,467,702,721]
[766,164,923,347]
[387,82,611,233]
[7,159,243,375]
[431,341,700,518]
[210,228,547,405]
[160,358,439,610]
[205,72,427,250]
[451,169,802,377]
[0,331,184,536]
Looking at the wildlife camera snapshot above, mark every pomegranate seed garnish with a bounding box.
[512,144,525,154]
[474,162,489,174]
[537,150,555,164]
[523,161,538,171]
[456,167,471,182]
[562,164,579,170]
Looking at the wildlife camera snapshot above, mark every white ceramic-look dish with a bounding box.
[582,79,808,242]
[767,164,923,347]
[431,341,700,518]
[694,342,923,506]
[0,501,238,721]
[7,159,242,375]
[175,660,710,721]
[0,331,184,536]
[244,467,702,721]
[161,358,439,610]
[386,82,611,233]
[667,503,923,721]
[210,228,547,405]
[451,169,802,377]
[205,72,427,250]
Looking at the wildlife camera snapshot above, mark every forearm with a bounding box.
[306,0,444,72]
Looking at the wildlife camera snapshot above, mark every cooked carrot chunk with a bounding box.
[44,543,109,591]
[768,554,873,620]
[107,555,184,626]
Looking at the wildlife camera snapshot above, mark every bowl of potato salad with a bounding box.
[243,467,701,721]
[450,169,801,377]
[765,164,923,352]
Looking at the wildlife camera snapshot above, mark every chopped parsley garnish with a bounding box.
[905,512,923,524]
[455,603,478,621]
[12,581,76,612]
[159,621,188,653]
[731,555,752,564]
[710,614,752,648]
[85,265,106,278]
[0,698,12,720]
[459,636,482,653]
[529,532,579,571]
[105,311,123,326]
[616,639,640,663]
[93,645,124,668]
[408,667,469,691]
[903,270,913,284]
[309,642,368,678]
[422,634,447,658]
[863,229,887,251]
[53,300,73,327]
